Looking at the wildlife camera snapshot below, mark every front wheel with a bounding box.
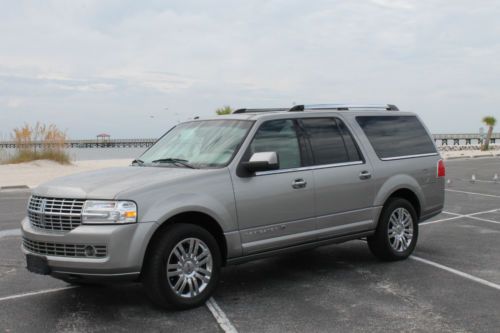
[368,198,418,261]
[142,223,221,310]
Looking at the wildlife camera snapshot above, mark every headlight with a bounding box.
[82,200,137,224]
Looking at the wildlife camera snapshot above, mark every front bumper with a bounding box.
[21,217,157,279]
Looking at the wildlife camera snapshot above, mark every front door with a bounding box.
[231,119,316,255]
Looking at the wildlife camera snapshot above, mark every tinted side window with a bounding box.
[356,116,436,159]
[249,119,301,169]
[300,118,357,165]
[338,120,362,162]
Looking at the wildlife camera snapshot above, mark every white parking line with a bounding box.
[0,228,21,239]
[441,211,462,216]
[0,286,78,302]
[410,256,500,291]
[420,208,500,226]
[206,297,239,333]
[468,208,500,216]
[467,216,500,225]
[419,216,463,226]
[446,189,500,199]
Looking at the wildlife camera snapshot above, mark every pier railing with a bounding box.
[0,134,499,149]
[432,133,500,146]
[0,138,157,149]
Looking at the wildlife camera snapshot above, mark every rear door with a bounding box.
[299,117,377,239]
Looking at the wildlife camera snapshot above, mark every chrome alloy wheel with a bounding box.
[166,238,213,298]
[388,208,413,252]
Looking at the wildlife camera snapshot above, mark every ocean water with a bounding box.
[0,147,148,161]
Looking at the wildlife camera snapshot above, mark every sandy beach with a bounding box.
[0,159,131,188]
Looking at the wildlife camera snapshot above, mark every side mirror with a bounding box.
[242,152,279,173]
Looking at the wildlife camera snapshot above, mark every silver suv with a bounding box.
[22,104,445,309]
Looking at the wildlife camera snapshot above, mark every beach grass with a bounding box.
[4,149,71,164]
[1,122,71,165]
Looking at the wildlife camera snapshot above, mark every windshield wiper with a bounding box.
[151,158,196,169]
[131,159,145,166]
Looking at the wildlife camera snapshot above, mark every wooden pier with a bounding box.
[0,133,499,149]
[0,138,157,149]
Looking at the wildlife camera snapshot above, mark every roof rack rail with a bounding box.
[289,104,399,111]
[233,108,289,114]
[233,104,399,114]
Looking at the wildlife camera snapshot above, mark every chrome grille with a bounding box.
[28,196,85,231]
[23,238,107,258]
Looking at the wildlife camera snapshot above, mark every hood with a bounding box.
[33,166,213,199]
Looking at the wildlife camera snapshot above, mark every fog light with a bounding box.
[84,245,96,257]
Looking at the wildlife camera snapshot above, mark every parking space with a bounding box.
[1,158,500,332]
[0,189,28,231]
[417,217,500,284]
[445,157,500,196]
[440,191,500,215]
[214,242,499,333]
[1,285,220,332]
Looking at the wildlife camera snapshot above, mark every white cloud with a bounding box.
[369,0,416,10]
[5,98,23,108]
[54,82,115,92]
[101,70,197,93]
[0,0,499,137]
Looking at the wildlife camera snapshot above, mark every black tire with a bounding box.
[142,223,222,310]
[367,198,418,261]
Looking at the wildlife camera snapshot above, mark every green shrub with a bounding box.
[215,105,233,115]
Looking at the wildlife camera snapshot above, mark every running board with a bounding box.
[226,230,374,265]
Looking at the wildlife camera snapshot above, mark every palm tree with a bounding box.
[482,116,497,150]
[215,105,233,115]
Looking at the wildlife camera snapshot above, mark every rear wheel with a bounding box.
[142,223,221,310]
[368,198,418,261]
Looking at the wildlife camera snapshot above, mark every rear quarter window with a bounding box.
[356,116,436,159]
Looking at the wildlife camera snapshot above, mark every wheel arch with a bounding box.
[141,211,229,276]
[385,188,421,220]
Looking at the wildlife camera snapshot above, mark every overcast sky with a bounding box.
[1,0,499,138]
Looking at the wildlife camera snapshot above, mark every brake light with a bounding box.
[437,159,446,178]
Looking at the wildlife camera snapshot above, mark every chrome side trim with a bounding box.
[51,271,140,277]
[242,219,373,251]
[380,153,439,161]
[255,161,364,176]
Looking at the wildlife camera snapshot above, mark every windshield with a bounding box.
[138,120,253,168]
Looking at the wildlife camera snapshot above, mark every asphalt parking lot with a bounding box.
[1,157,499,332]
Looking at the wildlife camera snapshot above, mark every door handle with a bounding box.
[292,178,307,189]
[359,171,372,180]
